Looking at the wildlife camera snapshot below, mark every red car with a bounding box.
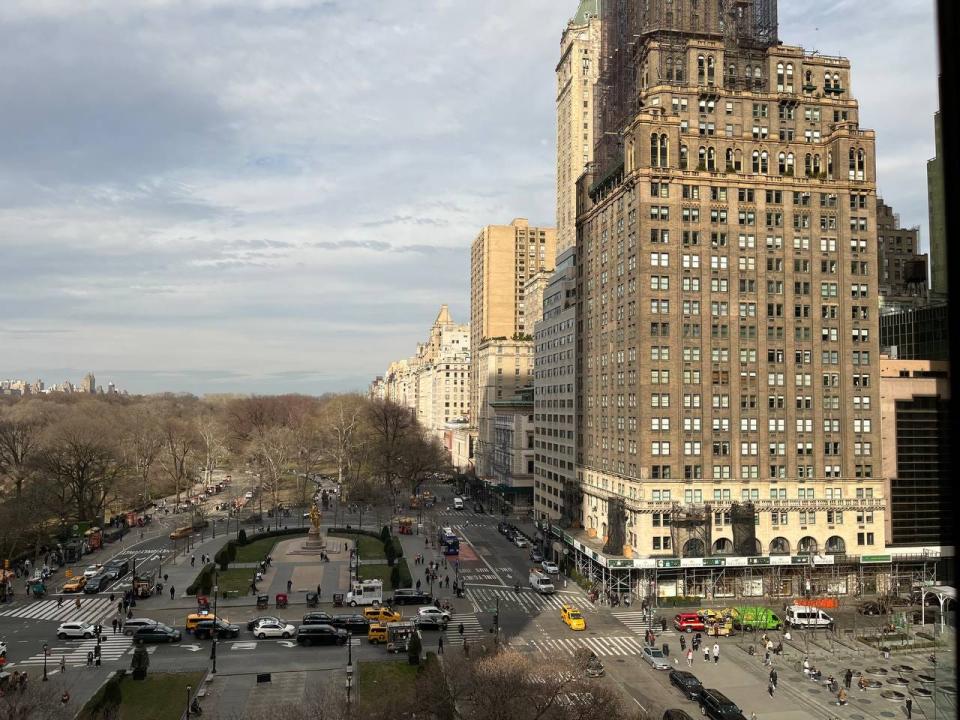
[673,612,706,633]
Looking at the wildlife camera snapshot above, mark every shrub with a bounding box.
[390,565,401,589]
[380,525,391,544]
[186,563,216,596]
[407,631,422,665]
[390,537,404,559]
[238,529,247,544]
[385,542,396,567]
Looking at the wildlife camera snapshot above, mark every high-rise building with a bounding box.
[927,110,947,299]
[875,199,927,308]
[533,247,579,524]
[879,302,949,362]
[565,0,890,599]
[82,373,96,394]
[469,218,556,426]
[556,0,601,255]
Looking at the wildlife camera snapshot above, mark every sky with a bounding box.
[0,0,940,396]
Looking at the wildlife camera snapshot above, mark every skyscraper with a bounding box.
[927,110,947,299]
[569,0,888,598]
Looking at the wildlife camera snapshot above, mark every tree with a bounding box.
[0,400,50,501]
[365,399,416,502]
[320,396,364,487]
[195,409,227,488]
[119,402,164,505]
[251,426,296,527]
[407,630,422,665]
[158,411,198,509]
[131,643,150,679]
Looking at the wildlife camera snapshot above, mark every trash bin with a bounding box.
[662,643,670,656]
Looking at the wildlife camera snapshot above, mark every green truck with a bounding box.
[730,606,782,631]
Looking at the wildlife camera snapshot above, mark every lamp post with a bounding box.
[42,642,49,681]
[211,574,219,674]
[186,685,192,719]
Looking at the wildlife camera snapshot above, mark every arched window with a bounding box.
[797,536,818,555]
[675,57,684,83]
[824,71,832,90]
[848,148,856,179]
[707,146,716,171]
[753,66,762,89]
[680,144,688,169]
[786,152,795,174]
[659,134,670,167]
[698,146,707,169]
[651,133,660,168]
[805,69,812,84]
[683,538,705,558]
[776,62,785,91]
[760,150,769,174]
[697,55,706,84]
[805,153,813,175]
[856,149,866,180]
[813,154,822,175]
[825,536,846,554]
[726,148,735,171]
[833,72,841,91]
[707,55,715,85]
[744,64,752,85]
[785,63,794,92]
[712,538,734,555]
[626,139,635,172]
[751,150,760,173]
[827,151,833,178]
[778,152,786,174]
[734,148,742,172]
[727,63,736,86]
[665,56,674,82]
[769,537,790,555]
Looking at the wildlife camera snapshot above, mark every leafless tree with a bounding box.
[320,395,364,486]
[0,400,51,500]
[158,412,199,509]
[119,402,164,504]
[195,409,227,487]
[251,425,296,524]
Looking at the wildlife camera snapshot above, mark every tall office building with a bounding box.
[927,110,947,299]
[875,199,927,308]
[565,0,889,599]
[556,1,601,255]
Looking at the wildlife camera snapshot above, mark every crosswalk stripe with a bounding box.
[0,598,116,625]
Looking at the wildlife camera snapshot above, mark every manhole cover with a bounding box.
[887,677,909,686]
[879,712,896,718]
[892,664,914,673]
[911,688,933,698]
[850,715,865,720]
[916,674,936,683]
[867,667,889,676]
[865,680,883,689]
[881,690,906,701]
[860,699,873,705]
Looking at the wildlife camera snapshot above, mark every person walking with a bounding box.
[713,643,720,664]
[286,579,292,594]
[769,668,778,689]
[458,623,464,638]
[704,645,710,663]
[59,655,66,674]
[836,687,848,706]
[438,636,444,655]
[844,669,853,690]
[768,679,776,698]
[112,618,118,634]
[906,697,913,719]
[686,648,693,667]
[190,555,195,568]
[169,585,175,600]
[316,584,322,598]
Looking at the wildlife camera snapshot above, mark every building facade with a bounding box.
[927,110,947,299]
[875,199,927,308]
[879,358,951,548]
[469,219,557,426]
[490,387,536,506]
[561,0,890,600]
[879,302,949,362]
[533,247,579,524]
[556,0,601,255]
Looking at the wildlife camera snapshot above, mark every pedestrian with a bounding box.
[57,595,63,608]
[463,639,469,657]
[680,635,686,651]
[686,648,693,666]
[906,698,912,719]
[112,618,118,634]
[86,652,93,667]
[844,669,853,690]
[769,668,778,688]
[317,584,322,599]
[764,650,770,666]
[75,597,81,610]
[713,643,720,664]
[768,680,775,698]
[458,623,464,637]
[170,586,175,600]
[118,618,124,633]
[660,617,667,632]
[438,636,444,655]
[416,580,421,591]
[109,593,115,603]
[446,576,450,588]
[126,608,133,619]
[287,579,292,593]
[60,655,66,673]
[190,555,195,568]
[704,645,710,662]
[837,688,848,706]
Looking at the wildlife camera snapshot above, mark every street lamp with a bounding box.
[186,685,192,719]
[42,643,49,681]
[211,574,219,674]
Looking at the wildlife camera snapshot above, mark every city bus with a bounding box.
[437,527,460,555]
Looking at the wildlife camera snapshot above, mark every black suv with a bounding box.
[301,612,336,625]
[104,560,130,579]
[296,624,348,646]
[329,615,370,633]
[668,670,703,700]
[698,690,747,720]
[194,619,239,640]
[83,575,110,594]
[662,711,695,720]
[389,590,433,606]
[133,625,182,643]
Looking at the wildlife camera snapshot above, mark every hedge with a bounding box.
[186,563,216,596]
[327,527,383,540]
[237,527,306,547]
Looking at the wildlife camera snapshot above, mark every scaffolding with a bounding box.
[730,501,758,556]
[670,503,712,557]
[593,0,779,177]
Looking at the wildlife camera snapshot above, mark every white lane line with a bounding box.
[454,526,506,586]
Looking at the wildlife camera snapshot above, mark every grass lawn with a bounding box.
[234,535,285,563]
[212,568,258,595]
[358,558,411,590]
[80,671,205,720]
[328,532,386,559]
[358,660,418,712]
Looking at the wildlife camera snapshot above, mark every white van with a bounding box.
[785,604,834,629]
[452,497,464,510]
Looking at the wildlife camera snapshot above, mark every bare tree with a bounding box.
[365,399,416,502]
[195,409,227,487]
[0,400,51,500]
[158,414,199,509]
[119,402,164,504]
[251,425,296,526]
[320,395,364,486]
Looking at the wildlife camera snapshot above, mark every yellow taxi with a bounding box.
[62,576,87,593]
[560,604,586,631]
[367,623,388,644]
[364,607,401,624]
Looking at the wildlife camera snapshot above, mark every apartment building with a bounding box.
[876,199,927,308]
[556,0,601,254]
[561,0,890,600]
[474,338,534,479]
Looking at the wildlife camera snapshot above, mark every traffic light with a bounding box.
[493,612,498,627]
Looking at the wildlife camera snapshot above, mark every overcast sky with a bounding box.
[0,0,939,396]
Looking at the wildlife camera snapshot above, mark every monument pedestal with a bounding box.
[303,527,326,551]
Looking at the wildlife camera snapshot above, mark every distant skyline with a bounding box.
[0,0,939,396]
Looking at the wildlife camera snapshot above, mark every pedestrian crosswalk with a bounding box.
[511,634,650,658]
[0,597,117,625]
[444,612,485,644]
[466,587,586,614]
[611,610,677,638]
[10,634,154,668]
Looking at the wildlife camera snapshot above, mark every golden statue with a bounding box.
[309,504,321,531]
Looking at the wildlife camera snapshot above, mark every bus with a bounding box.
[437,527,460,555]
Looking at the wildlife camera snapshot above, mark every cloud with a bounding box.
[0,1,940,394]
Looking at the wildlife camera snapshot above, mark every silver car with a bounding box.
[641,645,671,670]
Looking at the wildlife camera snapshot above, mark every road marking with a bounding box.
[231,642,258,650]
[176,644,201,652]
[278,640,296,648]
[454,526,506,586]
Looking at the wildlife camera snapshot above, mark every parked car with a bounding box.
[784,605,834,630]
[329,615,371,634]
[104,560,130,579]
[513,536,528,548]
[247,615,290,631]
[698,690,747,720]
[673,612,706,633]
[253,621,296,639]
[194,619,240,639]
[857,601,883,616]
[529,549,544,563]
[388,590,433,606]
[668,670,704,700]
[541,561,560,575]
[57,622,95,640]
[296,624,348,646]
[414,615,447,631]
[122,619,159,637]
[133,625,181,643]
[301,612,336,626]
[473,502,483,513]
[641,645,671,670]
